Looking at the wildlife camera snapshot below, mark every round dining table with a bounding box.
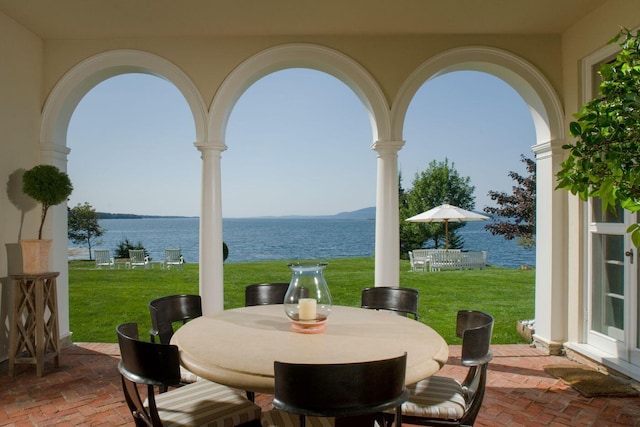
[171,304,449,394]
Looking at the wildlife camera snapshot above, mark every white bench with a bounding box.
[429,250,487,271]
[410,249,486,271]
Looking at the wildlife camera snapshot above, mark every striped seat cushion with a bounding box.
[179,365,202,384]
[149,379,262,427]
[401,375,466,420]
[261,409,335,427]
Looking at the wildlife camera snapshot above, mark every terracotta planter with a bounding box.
[19,239,52,274]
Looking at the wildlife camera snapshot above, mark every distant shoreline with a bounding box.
[98,206,377,221]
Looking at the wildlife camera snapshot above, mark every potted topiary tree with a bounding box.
[21,164,73,273]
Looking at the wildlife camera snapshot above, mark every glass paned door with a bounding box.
[588,200,638,363]
[591,234,625,342]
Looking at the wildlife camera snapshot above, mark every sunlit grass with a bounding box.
[69,258,534,344]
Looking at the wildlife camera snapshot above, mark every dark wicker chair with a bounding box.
[116,322,262,427]
[149,294,202,344]
[393,310,494,427]
[244,282,290,306]
[361,286,420,320]
[262,353,408,427]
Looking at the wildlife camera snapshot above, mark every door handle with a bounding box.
[625,248,634,264]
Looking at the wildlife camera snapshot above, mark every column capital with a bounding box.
[39,142,71,165]
[532,139,566,159]
[194,140,228,152]
[370,140,405,153]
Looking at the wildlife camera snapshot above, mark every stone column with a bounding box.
[371,140,405,287]
[532,140,567,354]
[195,140,226,315]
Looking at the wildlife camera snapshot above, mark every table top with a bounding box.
[171,305,449,394]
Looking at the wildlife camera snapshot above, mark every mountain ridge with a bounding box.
[98,206,376,220]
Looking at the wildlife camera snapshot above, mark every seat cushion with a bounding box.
[179,365,202,384]
[261,409,335,427]
[151,379,262,427]
[402,375,466,420]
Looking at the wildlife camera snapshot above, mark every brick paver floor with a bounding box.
[1,343,639,426]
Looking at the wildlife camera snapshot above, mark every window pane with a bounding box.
[592,198,624,223]
[591,234,625,336]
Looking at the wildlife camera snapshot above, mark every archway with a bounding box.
[201,44,393,313]
[40,49,206,344]
[391,46,566,352]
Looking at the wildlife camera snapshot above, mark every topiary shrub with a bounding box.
[22,164,73,239]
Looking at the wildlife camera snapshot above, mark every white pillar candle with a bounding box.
[298,298,317,321]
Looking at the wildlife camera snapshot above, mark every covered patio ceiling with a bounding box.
[0,0,609,39]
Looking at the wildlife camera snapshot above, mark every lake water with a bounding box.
[68,217,535,268]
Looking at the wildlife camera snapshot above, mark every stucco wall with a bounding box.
[0,11,44,358]
[561,1,640,345]
[42,34,563,113]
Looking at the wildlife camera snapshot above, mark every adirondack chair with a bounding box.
[128,249,149,269]
[165,249,184,270]
[408,251,427,272]
[94,249,114,269]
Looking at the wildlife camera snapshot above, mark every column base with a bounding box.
[532,334,564,355]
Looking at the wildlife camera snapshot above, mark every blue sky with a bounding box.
[67,70,535,218]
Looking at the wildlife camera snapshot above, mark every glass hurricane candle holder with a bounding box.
[284,262,332,334]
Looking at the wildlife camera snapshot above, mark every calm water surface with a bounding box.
[68,217,535,268]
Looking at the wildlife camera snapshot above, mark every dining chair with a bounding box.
[244,282,290,306]
[149,294,202,344]
[262,353,408,427]
[390,310,494,427]
[361,286,420,320]
[149,294,203,386]
[116,322,262,427]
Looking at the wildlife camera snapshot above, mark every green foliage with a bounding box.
[400,159,476,256]
[114,238,147,259]
[556,28,640,244]
[22,164,73,239]
[68,258,534,344]
[484,155,536,249]
[68,202,106,260]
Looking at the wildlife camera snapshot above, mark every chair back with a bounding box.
[117,322,181,426]
[361,286,419,320]
[129,249,147,267]
[456,310,494,426]
[273,353,408,425]
[245,283,290,306]
[149,294,202,344]
[165,249,184,269]
[94,249,112,268]
[456,310,494,365]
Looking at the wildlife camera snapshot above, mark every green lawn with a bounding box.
[69,258,535,344]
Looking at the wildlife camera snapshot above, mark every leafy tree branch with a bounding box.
[556,28,640,245]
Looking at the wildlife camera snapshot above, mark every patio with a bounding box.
[1,343,638,426]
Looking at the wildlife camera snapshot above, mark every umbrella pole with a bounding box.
[445,220,449,250]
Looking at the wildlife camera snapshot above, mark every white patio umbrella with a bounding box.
[406,203,490,249]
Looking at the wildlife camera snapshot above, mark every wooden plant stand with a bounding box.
[8,272,60,376]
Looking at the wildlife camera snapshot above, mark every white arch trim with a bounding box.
[41,49,208,146]
[208,43,391,144]
[391,46,564,145]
